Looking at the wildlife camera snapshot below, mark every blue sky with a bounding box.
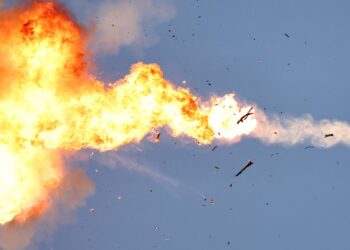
[4,0,350,249]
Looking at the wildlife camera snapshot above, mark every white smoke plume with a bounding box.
[251,110,350,148]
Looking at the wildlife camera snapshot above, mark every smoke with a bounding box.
[83,0,175,54]
[0,166,94,250]
[251,110,350,148]
[98,152,179,187]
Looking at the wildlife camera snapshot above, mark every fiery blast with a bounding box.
[1,0,350,241]
[0,2,256,226]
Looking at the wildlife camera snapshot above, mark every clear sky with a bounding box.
[4,0,350,249]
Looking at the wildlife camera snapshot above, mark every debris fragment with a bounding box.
[214,166,220,170]
[155,225,159,230]
[237,107,254,124]
[304,146,315,149]
[235,160,254,177]
[270,152,279,157]
[155,132,161,142]
[324,133,334,138]
[202,197,215,206]
[89,208,95,213]
[211,145,218,151]
[134,146,143,152]
[284,33,290,38]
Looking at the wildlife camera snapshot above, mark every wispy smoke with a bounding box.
[0,167,94,250]
[99,152,179,187]
[74,0,175,54]
[252,110,350,148]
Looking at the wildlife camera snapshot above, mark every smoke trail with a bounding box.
[99,152,179,187]
[251,110,350,148]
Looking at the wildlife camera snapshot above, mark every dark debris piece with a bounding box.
[212,145,218,151]
[304,146,315,149]
[155,132,161,142]
[284,33,290,38]
[235,160,254,177]
[324,133,334,138]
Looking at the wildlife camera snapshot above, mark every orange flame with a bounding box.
[0,2,257,225]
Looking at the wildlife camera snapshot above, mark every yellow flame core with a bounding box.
[0,2,257,224]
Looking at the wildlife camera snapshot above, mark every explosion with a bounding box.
[0,1,256,226]
[2,2,350,246]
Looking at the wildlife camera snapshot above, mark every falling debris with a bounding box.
[89,208,95,213]
[237,107,254,124]
[235,160,254,177]
[284,33,290,38]
[324,133,334,138]
[154,225,160,230]
[304,146,315,150]
[202,197,215,206]
[155,132,161,142]
[211,145,218,151]
[214,166,220,170]
[134,146,143,152]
